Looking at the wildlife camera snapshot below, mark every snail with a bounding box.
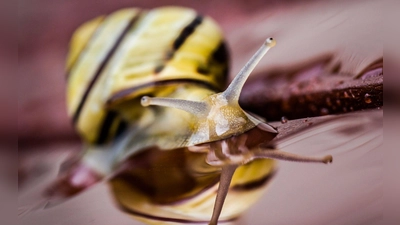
[37,6,337,225]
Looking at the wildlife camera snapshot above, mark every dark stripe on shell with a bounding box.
[212,42,229,64]
[72,12,141,124]
[115,119,128,138]
[154,15,203,75]
[231,169,276,191]
[154,64,164,74]
[159,176,221,206]
[213,41,230,81]
[196,65,210,75]
[173,15,203,50]
[66,17,105,79]
[107,78,221,105]
[96,111,117,144]
[118,204,237,224]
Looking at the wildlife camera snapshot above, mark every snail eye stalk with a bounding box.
[141,38,277,118]
[222,37,276,104]
[255,148,333,164]
[141,96,209,117]
[209,165,237,225]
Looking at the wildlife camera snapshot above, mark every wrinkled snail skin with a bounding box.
[49,6,332,225]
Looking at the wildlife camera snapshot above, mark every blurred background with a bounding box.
[15,0,395,224]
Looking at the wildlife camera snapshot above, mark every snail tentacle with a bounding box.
[141,96,209,116]
[255,147,333,164]
[222,37,276,103]
[209,164,238,225]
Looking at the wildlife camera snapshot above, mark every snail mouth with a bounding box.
[189,122,278,167]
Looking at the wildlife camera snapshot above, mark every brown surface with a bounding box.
[241,70,383,120]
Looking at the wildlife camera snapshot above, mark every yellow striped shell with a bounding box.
[66,7,228,145]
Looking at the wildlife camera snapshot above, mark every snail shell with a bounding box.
[66,7,228,146]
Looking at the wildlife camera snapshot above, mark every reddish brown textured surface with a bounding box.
[241,69,383,120]
[18,0,384,224]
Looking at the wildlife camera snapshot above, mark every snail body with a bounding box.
[49,6,332,225]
